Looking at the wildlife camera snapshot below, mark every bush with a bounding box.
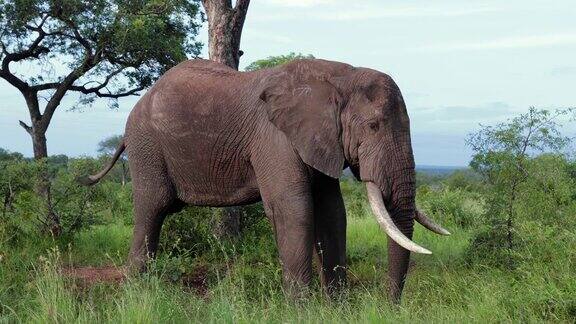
[340,178,369,218]
[160,203,269,257]
[160,206,219,257]
[0,156,134,242]
[465,154,576,268]
[417,187,485,228]
[0,157,35,216]
[443,169,484,192]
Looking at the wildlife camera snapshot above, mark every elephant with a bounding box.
[80,58,450,303]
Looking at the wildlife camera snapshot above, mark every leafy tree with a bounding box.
[466,107,574,267]
[97,134,128,186]
[0,0,203,160]
[0,147,24,161]
[0,0,203,234]
[244,52,315,71]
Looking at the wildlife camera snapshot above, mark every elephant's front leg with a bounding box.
[312,172,347,296]
[261,183,315,298]
[253,143,315,297]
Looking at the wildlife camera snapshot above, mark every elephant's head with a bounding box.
[333,68,451,302]
[260,61,450,303]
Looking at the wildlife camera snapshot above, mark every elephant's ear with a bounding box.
[260,76,345,178]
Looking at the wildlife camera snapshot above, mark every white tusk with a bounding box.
[415,210,451,236]
[365,182,432,255]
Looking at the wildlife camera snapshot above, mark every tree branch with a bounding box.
[232,0,250,32]
[0,68,29,91]
[59,17,93,54]
[2,26,49,69]
[69,84,144,98]
[39,54,98,132]
[19,120,32,135]
[32,66,142,98]
[0,15,51,92]
[31,67,126,92]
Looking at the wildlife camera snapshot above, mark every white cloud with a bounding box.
[253,2,501,21]
[422,33,576,51]
[261,0,336,8]
[244,29,294,44]
[312,4,500,20]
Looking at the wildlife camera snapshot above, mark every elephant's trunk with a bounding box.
[387,217,414,303]
[365,176,421,304]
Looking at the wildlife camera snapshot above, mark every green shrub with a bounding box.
[160,203,269,258]
[443,169,484,192]
[98,181,134,225]
[340,178,369,218]
[0,156,133,242]
[160,206,219,257]
[417,187,485,228]
[466,154,576,268]
[0,158,36,217]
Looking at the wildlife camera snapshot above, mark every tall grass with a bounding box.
[1,164,576,323]
[2,207,575,323]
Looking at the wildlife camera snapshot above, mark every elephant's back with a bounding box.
[124,60,264,205]
[127,59,255,130]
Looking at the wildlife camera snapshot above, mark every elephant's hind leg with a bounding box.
[126,133,181,272]
[128,181,179,272]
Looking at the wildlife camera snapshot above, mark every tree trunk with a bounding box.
[202,0,250,238]
[202,0,250,70]
[22,108,62,236]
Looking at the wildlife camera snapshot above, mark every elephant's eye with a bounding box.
[368,121,379,132]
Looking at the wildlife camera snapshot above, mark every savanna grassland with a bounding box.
[1,142,575,323]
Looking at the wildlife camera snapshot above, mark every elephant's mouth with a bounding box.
[364,181,451,254]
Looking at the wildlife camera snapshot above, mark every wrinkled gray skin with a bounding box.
[84,59,417,302]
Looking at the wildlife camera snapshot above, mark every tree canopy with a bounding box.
[244,52,314,71]
[0,0,203,102]
[0,0,204,158]
[97,134,124,157]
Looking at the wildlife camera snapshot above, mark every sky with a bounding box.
[1,0,575,166]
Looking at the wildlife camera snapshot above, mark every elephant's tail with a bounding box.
[77,139,126,186]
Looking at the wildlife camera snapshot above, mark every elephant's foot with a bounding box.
[282,275,313,300]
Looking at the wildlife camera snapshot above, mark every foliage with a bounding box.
[417,186,484,228]
[97,135,124,156]
[415,171,446,188]
[442,169,484,192]
[466,107,575,268]
[0,152,32,216]
[161,203,269,258]
[0,147,24,161]
[1,186,575,322]
[0,0,203,105]
[244,52,315,71]
[340,177,369,218]
[0,153,134,241]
